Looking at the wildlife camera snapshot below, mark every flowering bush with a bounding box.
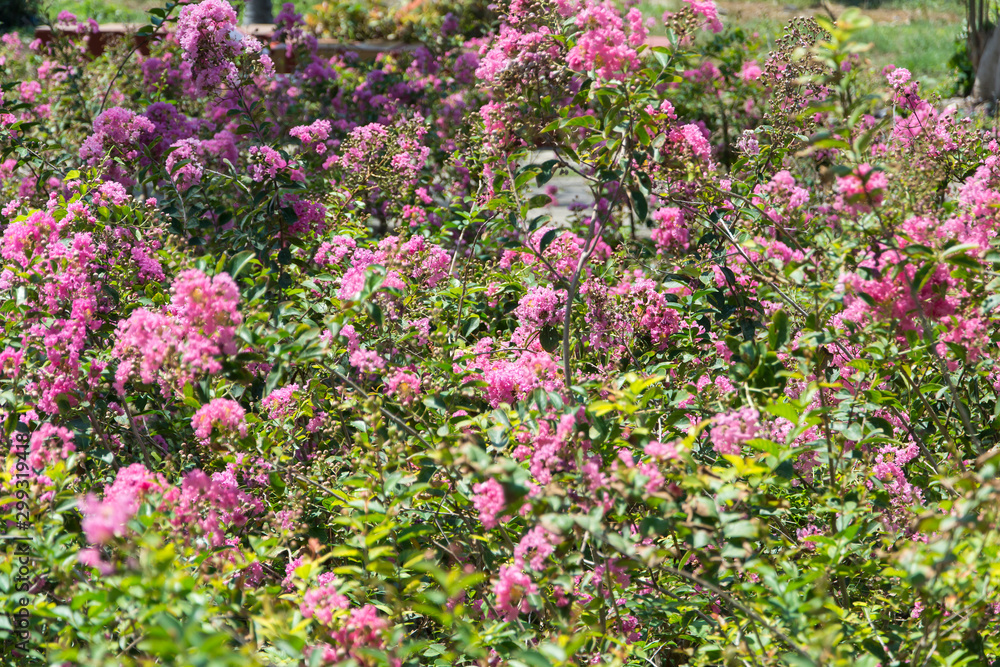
[3,1,1000,666]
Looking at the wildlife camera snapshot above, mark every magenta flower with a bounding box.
[472,478,506,529]
[711,407,761,456]
[191,398,247,440]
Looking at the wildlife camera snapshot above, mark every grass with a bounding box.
[639,0,966,91]
[38,0,153,22]
[854,20,963,87]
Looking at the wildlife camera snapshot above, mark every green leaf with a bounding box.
[461,316,481,338]
[539,325,561,352]
[538,229,558,254]
[630,188,647,222]
[562,114,598,130]
[487,425,507,447]
[527,194,552,209]
[535,159,560,187]
[228,250,258,280]
[768,309,789,350]
[983,293,1000,315]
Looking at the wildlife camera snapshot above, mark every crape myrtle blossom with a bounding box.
[79,107,156,184]
[191,398,247,441]
[711,406,760,456]
[472,478,506,529]
[113,269,242,398]
[565,0,644,82]
[175,0,274,95]
[686,0,723,32]
[290,119,332,153]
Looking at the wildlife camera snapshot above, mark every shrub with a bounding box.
[1,1,1000,666]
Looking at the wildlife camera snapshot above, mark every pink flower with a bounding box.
[78,463,167,545]
[885,66,911,88]
[95,181,130,206]
[113,270,242,397]
[0,347,22,378]
[166,139,205,191]
[248,145,288,182]
[493,564,537,621]
[175,0,244,94]
[472,478,505,529]
[77,547,114,575]
[515,286,566,327]
[797,524,823,551]
[625,7,646,47]
[566,1,641,82]
[168,468,263,547]
[349,349,386,373]
[514,525,559,570]
[740,60,762,82]
[79,493,134,544]
[711,406,760,456]
[836,163,888,209]
[301,574,350,625]
[644,440,679,460]
[290,119,332,153]
[18,80,41,104]
[315,236,357,265]
[79,107,156,184]
[27,424,75,472]
[685,0,723,32]
[650,207,688,252]
[385,370,421,404]
[191,398,247,440]
[262,384,300,420]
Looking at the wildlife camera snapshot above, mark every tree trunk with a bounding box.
[968,0,992,72]
[242,0,273,25]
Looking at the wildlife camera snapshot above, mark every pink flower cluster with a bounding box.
[476,24,560,85]
[337,234,450,301]
[0,207,113,414]
[711,406,760,456]
[315,235,357,266]
[168,468,263,548]
[248,146,288,182]
[304,605,392,665]
[79,107,156,184]
[79,463,168,545]
[650,207,688,252]
[165,138,205,191]
[836,163,888,211]
[493,564,538,621]
[113,270,242,397]
[191,398,247,440]
[515,286,566,328]
[262,384,300,420]
[325,120,430,187]
[175,0,268,94]
[685,0,723,33]
[514,525,559,570]
[385,369,421,404]
[27,423,76,476]
[301,572,349,625]
[566,0,643,82]
[290,119,331,154]
[478,347,562,408]
[471,478,505,529]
